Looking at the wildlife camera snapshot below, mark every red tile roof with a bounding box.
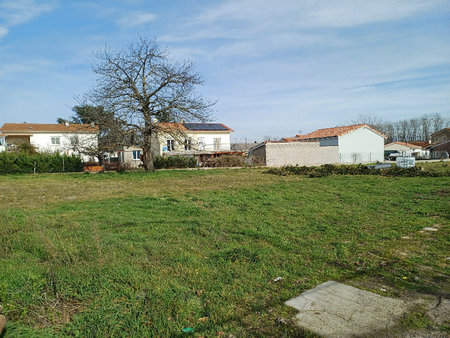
[386,141,425,149]
[281,137,299,142]
[405,141,429,148]
[158,122,188,132]
[294,124,385,140]
[0,123,99,133]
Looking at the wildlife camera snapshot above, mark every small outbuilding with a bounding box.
[384,141,430,159]
[250,124,386,167]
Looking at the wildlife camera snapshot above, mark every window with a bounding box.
[167,139,175,151]
[132,150,141,160]
[214,138,221,150]
[70,136,79,145]
[51,137,60,145]
[0,137,3,146]
[319,137,338,147]
[184,138,192,150]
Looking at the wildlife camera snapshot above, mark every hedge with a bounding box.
[153,156,197,169]
[265,163,449,178]
[0,152,83,174]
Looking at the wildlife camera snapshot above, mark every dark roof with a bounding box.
[158,122,233,132]
[182,123,232,131]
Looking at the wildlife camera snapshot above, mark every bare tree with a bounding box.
[85,37,214,171]
[350,113,449,143]
[59,105,125,164]
[263,135,281,141]
[430,113,445,135]
[351,113,384,129]
[409,117,420,141]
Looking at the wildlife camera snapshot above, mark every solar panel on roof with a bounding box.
[182,123,228,131]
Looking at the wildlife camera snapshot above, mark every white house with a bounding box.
[250,124,386,167]
[157,122,233,154]
[384,141,430,159]
[0,123,99,162]
[121,122,234,167]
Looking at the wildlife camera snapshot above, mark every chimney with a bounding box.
[65,121,70,126]
[180,117,184,123]
[91,122,95,127]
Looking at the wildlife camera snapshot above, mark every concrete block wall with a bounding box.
[265,142,339,167]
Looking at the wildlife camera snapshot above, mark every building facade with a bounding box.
[384,142,430,159]
[120,122,235,168]
[0,123,99,162]
[431,128,450,144]
[250,124,386,167]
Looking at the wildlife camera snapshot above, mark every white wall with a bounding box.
[158,131,231,155]
[0,132,98,161]
[0,135,5,152]
[122,146,144,168]
[338,127,385,163]
[384,143,429,158]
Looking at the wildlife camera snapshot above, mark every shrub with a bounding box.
[84,161,99,167]
[14,142,38,155]
[0,152,83,174]
[117,163,131,173]
[249,156,265,167]
[153,156,197,169]
[202,155,264,168]
[203,155,245,167]
[265,163,449,178]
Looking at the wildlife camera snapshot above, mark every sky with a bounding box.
[0,0,449,142]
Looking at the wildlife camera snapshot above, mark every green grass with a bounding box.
[0,167,449,336]
[418,160,450,174]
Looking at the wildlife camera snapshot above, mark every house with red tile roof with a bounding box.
[0,122,99,161]
[293,124,386,141]
[250,124,386,167]
[121,122,235,167]
[384,141,430,159]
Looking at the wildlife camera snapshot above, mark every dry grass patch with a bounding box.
[0,169,298,210]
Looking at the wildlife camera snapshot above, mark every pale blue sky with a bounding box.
[0,0,449,141]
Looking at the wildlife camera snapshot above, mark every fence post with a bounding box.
[62,155,65,172]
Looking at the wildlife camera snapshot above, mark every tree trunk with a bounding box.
[142,123,155,172]
[97,152,104,165]
[142,147,155,172]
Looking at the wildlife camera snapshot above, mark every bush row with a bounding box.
[203,155,246,167]
[265,163,449,178]
[153,156,197,169]
[0,152,83,174]
[202,155,265,167]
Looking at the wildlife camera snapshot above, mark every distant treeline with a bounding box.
[352,113,449,143]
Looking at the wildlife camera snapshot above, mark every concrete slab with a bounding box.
[428,299,450,325]
[285,281,408,337]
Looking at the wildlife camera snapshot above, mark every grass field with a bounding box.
[0,167,449,336]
